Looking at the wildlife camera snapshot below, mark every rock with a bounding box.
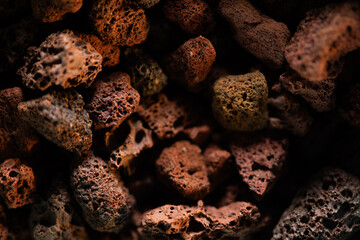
[339,83,360,128]
[135,0,160,8]
[18,31,102,91]
[156,141,210,200]
[163,0,215,35]
[0,158,36,209]
[272,168,360,239]
[89,0,149,46]
[18,90,92,155]
[86,72,140,130]
[218,0,291,69]
[165,36,216,89]
[285,2,360,81]
[212,72,268,131]
[31,0,83,22]
[71,152,135,232]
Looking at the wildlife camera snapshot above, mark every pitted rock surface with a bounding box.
[31,0,83,22]
[18,31,102,91]
[18,90,93,155]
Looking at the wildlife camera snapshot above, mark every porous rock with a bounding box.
[339,83,360,128]
[163,0,215,35]
[71,152,135,232]
[135,0,160,8]
[218,0,291,69]
[165,36,216,89]
[86,72,140,130]
[156,141,210,200]
[272,168,360,239]
[230,132,288,199]
[212,72,269,131]
[0,158,36,209]
[89,0,149,46]
[18,90,93,155]
[18,31,103,91]
[31,0,83,22]
[285,2,360,81]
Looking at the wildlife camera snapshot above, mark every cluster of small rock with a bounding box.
[0,0,359,239]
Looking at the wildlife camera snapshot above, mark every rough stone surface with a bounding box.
[280,71,336,112]
[230,132,288,199]
[218,0,291,69]
[31,0,83,22]
[183,124,212,146]
[18,90,93,155]
[135,0,160,8]
[339,83,360,128]
[137,94,193,140]
[86,72,140,130]
[109,119,153,174]
[269,91,313,136]
[0,204,15,240]
[140,201,266,239]
[0,87,39,160]
[18,31,103,91]
[165,36,216,89]
[272,168,360,240]
[285,2,360,81]
[75,32,120,67]
[156,141,210,200]
[163,0,215,35]
[212,72,269,131]
[90,0,149,46]
[0,158,36,209]
[71,152,135,233]
[31,185,89,240]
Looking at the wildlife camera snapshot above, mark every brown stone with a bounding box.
[156,141,210,200]
[285,2,360,81]
[0,158,36,209]
[18,31,103,91]
[218,0,291,69]
[31,0,83,22]
[86,72,140,130]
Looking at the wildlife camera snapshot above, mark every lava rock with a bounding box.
[163,0,215,35]
[218,0,291,69]
[156,141,210,200]
[18,90,93,155]
[31,0,83,22]
[0,158,36,209]
[339,83,360,128]
[18,31,103,91]
[86,72,140,130]
[135,0,160,8]
[212,72,269,131]
[89,0,149,46]
[285,2,360,81]
[272,168,360,239]
[165,36,216,89]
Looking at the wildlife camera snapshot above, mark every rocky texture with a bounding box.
[31,0,83,22]
[280,71,336,112]
[165,36,216,89]
[212,72,268,131]
[156,141,210,200]
[75,32,120,67]
[163,0,215,35]
[18,90,93,155]
[89,0,149,46]
[269,91,313,136]
[0,87,39,160]
[183,124,212,146]
[31,185,89,240]
[230,133,288,199]
[137,94,193,140]
[272,168,360,239]
[339,83,360,128]
[18,31,102,91]
[218,0,291,69]
[0,158,36,209]
[86,72,140,130]
[123,48,167,96]
[71,153,135,233]
[135,0,160,8]
[141,201,267,239]
[285,2,360,81]
[0,204,15,240]
[109,119,153,174]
